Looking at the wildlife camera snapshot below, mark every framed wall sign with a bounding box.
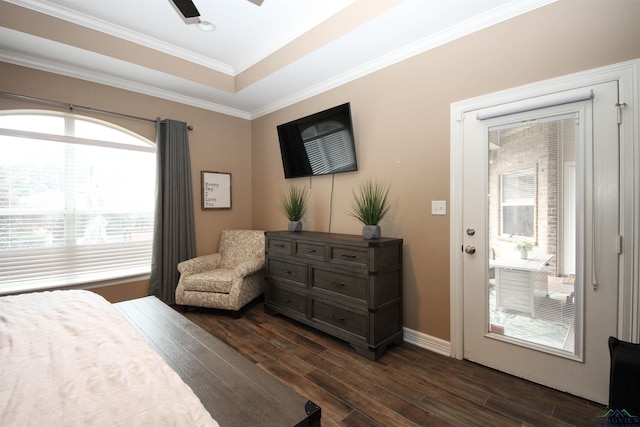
[201,171,231,209]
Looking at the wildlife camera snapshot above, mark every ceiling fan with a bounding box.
[170,0,264,25]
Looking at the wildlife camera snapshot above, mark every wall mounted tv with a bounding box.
[277,102,358,179]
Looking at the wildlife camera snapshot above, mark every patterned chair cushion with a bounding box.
[219,230,265,269]
[177,253,222,276]
[234,258,265,278]
[182,269,235,294]
[175,229,266,313]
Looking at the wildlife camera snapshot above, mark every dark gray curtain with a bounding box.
[149,119,196,304]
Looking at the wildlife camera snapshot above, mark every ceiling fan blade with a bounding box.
[246,0,264,6]
[170,0,200,22]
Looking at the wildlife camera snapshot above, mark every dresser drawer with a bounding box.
[312,300,367,338]
[267,238,292,256]
[295,241,325,261]
[312,268,366,301]
[268,285,307,316]
[330,245,368,268]
[264,231,403,360]
[267,258,307,285]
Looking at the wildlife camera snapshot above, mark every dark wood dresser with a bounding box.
[264,231,403,361]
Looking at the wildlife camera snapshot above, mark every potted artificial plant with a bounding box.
[280,185,309,232]
[348,178,390,239]
[515,240,533,259]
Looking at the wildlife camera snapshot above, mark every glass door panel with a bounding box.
[487,114,577,355]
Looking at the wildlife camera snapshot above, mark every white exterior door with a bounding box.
[461,81,620,404]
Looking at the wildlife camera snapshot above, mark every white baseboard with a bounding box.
[403,327,451,357]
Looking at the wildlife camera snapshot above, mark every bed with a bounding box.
[0,290,320,426]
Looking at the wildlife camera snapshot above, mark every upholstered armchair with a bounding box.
[175,229,265,316]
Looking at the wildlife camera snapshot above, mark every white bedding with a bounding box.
[0,290,219,427]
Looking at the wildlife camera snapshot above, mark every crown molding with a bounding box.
[0,49,251,119]
[3,0,557,120]
[232,0,360,75]
[4,0,235,75]
[250,0,558,118]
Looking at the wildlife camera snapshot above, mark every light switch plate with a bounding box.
[432,200,446,215]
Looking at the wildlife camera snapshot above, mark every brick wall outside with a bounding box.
[488,118,576,277]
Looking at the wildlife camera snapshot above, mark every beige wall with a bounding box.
[251,0,640,340]
[1,0,639,332]
[0,63,253,302]
[90,280,149,303]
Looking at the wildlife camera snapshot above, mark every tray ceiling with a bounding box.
[0,0,555,118]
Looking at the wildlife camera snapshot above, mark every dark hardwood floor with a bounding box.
[182,300,606,426]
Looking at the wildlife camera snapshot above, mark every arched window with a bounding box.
[0,110,156,292]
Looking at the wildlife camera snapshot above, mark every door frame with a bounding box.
[450,59,640,359]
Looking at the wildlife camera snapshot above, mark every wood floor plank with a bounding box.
[484,394,575,427]
[320,349,426,404]
[258,357,354,422]
[242,319,333,373]
[305,368,421,427]
[552,402,607,426]
[341,409,384,427]
[383,357,493,407]
[414,381,520,427]
[255,314,330,355]
[181,300,606,426]
[367,385,453,426]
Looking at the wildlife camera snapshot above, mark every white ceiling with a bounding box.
[0,0,555,119]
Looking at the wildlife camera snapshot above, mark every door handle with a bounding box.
[465,246,476,254]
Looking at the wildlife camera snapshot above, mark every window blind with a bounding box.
[478,88,593,120]
[0,111,155,292]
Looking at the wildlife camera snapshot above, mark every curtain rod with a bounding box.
[0,91,193,130]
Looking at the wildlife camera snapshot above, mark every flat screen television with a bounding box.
[277,103,358,179]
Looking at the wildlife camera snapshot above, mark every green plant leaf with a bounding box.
[515,240,532,251]
[280,185,309,221]
[348,178,390,225]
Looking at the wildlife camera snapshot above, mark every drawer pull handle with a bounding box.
[283,269,292,275]
[331,314,345,321]
[330,280,345,287]
[275,244,285,248]
[282,297,292,303]
[306,249,316,253]
[341,253,356,259]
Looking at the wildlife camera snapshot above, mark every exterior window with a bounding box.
[501,169,536,239]
[0,111,155,292]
